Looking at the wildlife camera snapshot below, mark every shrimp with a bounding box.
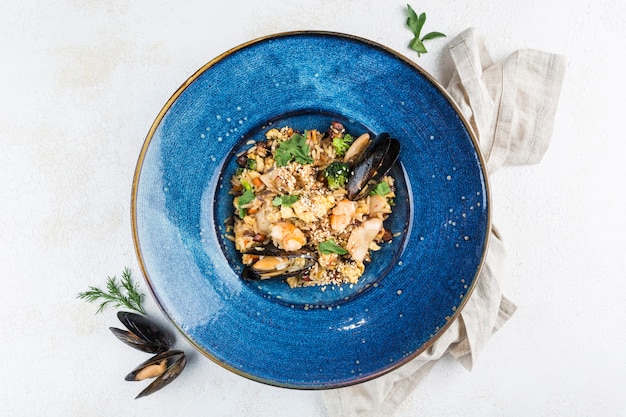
[270,221,307,251]
[330,199,356,231]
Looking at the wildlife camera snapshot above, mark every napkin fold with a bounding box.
[323,28,566,417]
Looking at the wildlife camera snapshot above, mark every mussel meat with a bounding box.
[125,349,187,399]
[345,132,400,201]
[343,132,371,164]
[110,311,172,354]
[241,244,318,281]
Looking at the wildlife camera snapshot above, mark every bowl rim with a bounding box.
[130,30,491,389]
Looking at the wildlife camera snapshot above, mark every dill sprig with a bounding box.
[77,268,146,315]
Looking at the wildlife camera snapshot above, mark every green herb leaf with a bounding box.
[409,38,427,54]
[274,146,291,167]
[272,194,300,207]
[319,239,349,255]
[422,31,447,41]
[275,133,313,167]
[241,179,253,192]
[370,181,391,196]
[406,4,419,33]
[406,5,426,37]
[405,4,446,57]
[417,12,426,35]
[77,268,146,315]
[237,189,255,218]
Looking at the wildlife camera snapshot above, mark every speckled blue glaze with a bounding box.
[132,32,489,389]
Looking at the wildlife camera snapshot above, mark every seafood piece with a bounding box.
[346,133,400,201]
[328,120,345,138]
[254,201,273,235]
[369,194,392,216]
[125,349,186,399]
[241,244,317,281]
[343,133,371,164]
[110,311,172,354]
[330,199,357,231]
[346,217,383,262]
[270,221,307,251]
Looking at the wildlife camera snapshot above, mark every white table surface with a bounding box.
[2,1,625,416]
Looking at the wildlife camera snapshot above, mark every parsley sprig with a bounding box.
[237,189,256,218]
[77,268,146,315]
[406,4,446,57]
[370,181,391,197]
[272,194,300,207]
[275,133,313,167]
[319,239,349,255]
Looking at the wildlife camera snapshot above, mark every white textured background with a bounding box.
[2,1,625,416]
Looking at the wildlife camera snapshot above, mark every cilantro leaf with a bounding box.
[275,133,313,167]
[319,239,349,255]
[274,146,292,167]
[272,194,300,207]
[237,189,255,218]
[241,179,253,192]
[370,181,391,196]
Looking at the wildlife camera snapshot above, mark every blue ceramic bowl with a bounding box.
[132,31,489,389]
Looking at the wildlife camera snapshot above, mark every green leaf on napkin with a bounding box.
[406,4,446,57]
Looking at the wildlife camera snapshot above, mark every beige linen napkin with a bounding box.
[323,28,566,416]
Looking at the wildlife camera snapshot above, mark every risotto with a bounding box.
[228,122,397,288]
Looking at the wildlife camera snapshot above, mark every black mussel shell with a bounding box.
[346,133,400,201]
[109,327,165,354]
[241,244,317,281]
[114,311,173,353]
[125,350,187,399]
[243,243,315,258]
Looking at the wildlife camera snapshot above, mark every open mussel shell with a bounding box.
[346,132,400,201]
[241,244,318,281]
[110,311,172,353]
[125,349,186,399]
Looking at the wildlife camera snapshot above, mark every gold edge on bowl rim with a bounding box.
[130,30,492,389]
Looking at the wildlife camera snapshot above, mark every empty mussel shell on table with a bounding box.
[125,349,187,399]
[241,244,318,281]
[345,132,400,201]
[109,311,173,353]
